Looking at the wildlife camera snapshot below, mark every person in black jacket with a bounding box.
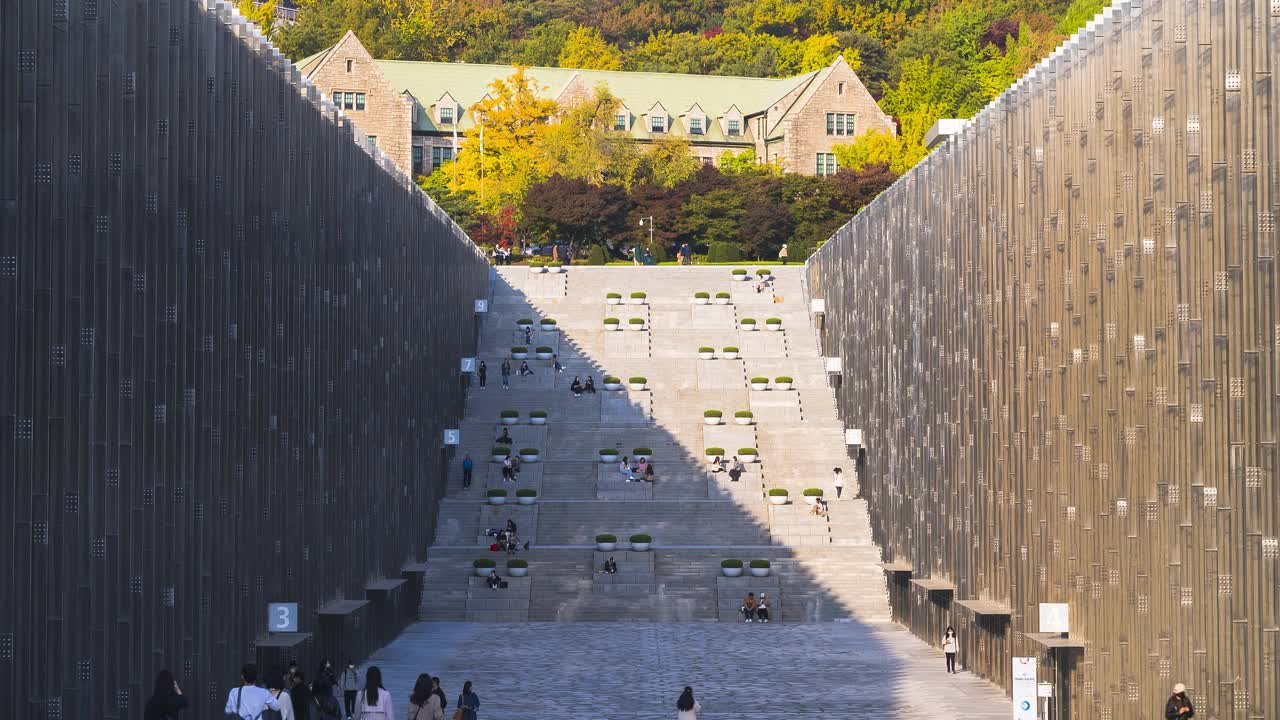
[1165,683,1194,720]
[143,670,188,720]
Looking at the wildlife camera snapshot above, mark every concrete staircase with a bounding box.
[419,266,889,623]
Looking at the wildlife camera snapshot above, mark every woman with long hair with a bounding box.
[456,680,481,720]
[676,687,701,719]
[143,670,187,720]
[943,625,959,673]
[356,666,394,719]
[407,673,443,720]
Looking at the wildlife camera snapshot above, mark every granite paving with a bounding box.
[364,621,1010,719]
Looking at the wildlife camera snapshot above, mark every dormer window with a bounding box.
[689,117,704,135]
[650,115,665,133]
[439,106,454,124]
[614,113,628,131]
[726,119,741,136]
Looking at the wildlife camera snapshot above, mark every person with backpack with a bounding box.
[290,671,313,720]
[355,666,393,720]
[144,669,187,720]
[456,681,480,720]
[340,662,360,719]
[224,664,281,720]
[311,663,342,720]
[264,670,295,720]
[462,454,474,489]
[407,674,443,720]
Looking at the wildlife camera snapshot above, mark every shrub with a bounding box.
[768,488,789,496]
[698,346,715,353]
[703,410,723,418]
[511,346,528,353]
[738,447,759,455]
[491,446,511,456]
[473,558,496,568]
[694,292,710,299]
[723,346,739,352]
[536,346,553,353]
[802,488,824,496]
[721,559,743,568]
[606,292,622,299]
[630,534,652,543]
[518,447,540,455]
[517,318,534,325]
[705,447,726,456]
[603,317,620,324]
[756,268,773,276]
[715,292,731,298]
[633,447,653,455]
[750,377,769,384]
[706,242,742,263]
[500,409,520,418]
[548,260,563,268]
[749,559,771,569]
[506,558,528,568]
[766,318,781,324]
[628,317,645,324]
[603,376,620,384]
[740,318,757,324]
[734,410,754,418]
[540,318,557,325]
[487,489,508,497]
[595,534,617,543]
[529,410,548,418]
[630,292,647,299]
[628,376,647,384]
[515,488,537,497]
[731,268,748,275]
[528,257,546,266]
[775,376,793,383]
[599,448,620,455]
[587,245,608,265]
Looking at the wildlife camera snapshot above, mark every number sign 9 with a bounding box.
[268,603,298,632]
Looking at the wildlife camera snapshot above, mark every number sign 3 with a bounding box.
[268,603,299,632]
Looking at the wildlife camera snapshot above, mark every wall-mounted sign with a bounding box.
[268,603,298,632]
[824,357,843,372]
[460,357,476,372]
[1039,602,1069,634]
[810,299,826,314]
[845,429,864,446]
[443,429,460,445]
[474,299,488,314]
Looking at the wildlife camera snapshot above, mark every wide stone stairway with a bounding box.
[419,266,892,624]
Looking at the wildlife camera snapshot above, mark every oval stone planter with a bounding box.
[740,323,757,331]
[804,496,820,506]
[511,352,529,360]
[501,416,519,425]
[597,542,616,552]
[607,297,622,305]
[722,567,743,577]
[750,567,770,577]
[714,297,731,305]
[550,266,566,273]
[750,383,768,391]
[741,454,760,463]
[488,495,507,505]
[491,454,507,463]
[732,274,750,282]
[627,323,646,331]
[604,324,621,332]
[540,324,557,332]
[631,542,651,552]
[722,351,739,359]
[734,417,753,425]
[628,297,646,305]
[632,453,652,462]
[516,321,533,329]
[517,495,536,505]
[535,351,553,360]
[704,417,721,425]
[768,495,788,506]
[604,383,623,391]
[774,382,793,391]
[599,453,619,463]
[694,297,709,305]
[765,324,781,332]
[476,566,495,577]
[698,352,714,360]
[508,567,529,577]
[529,416,547,426]
[530,266,547,274]
[519,453,540,463]
[629,383,646,391]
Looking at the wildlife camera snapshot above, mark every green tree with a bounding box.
[538,86,642,187]
[559,26,624,70]
[237,0,277,36]
[637,137,700,188]
[678,189,746,246]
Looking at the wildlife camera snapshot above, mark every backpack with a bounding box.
[225,688,244,720]
[260,690,287,720]
[314,693,342,720]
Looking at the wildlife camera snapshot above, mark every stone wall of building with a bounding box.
[785,60,896,174]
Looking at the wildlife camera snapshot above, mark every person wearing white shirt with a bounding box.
[355,666,395,720]
[676,687,701,720]
[224,665,281,720]
[265,670,295,720]
[832,467,845,499]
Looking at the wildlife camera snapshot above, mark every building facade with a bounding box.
[298,32,895,178]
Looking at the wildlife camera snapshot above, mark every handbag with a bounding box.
[451,710,463,720]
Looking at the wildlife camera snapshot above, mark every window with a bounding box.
[614,113,628,131]
[413,146,424,176]
[439,106,454,124]
[816,153,837,176]
[825,112,855,136]
[689,117,703,135]
[431,146,454,167]
[700,156,714,166]
[346,59,353,72]
[367,135,378,147]
[726,119,741,136]
[650,115,665,133]
[343,92,354,110]
[355,93,366,110]
[837,81,845,95]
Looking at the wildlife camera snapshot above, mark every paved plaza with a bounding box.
[366,622,1010,719]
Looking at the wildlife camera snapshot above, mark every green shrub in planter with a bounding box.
[473,558,497,568]
[766,317,782,324]
[536,346,553,353]
[604,376,620,384]
[606,292,622,299]
[506,558,528,568]
[723,345,739,352]
[632,447,652,455]
[603,317,620,324]
[698,346,714,353]
[511,346,528,353]
[515,488,537,497]
[529,410,548,419]
[595,534,617,543]
[716,292,731,299]
[500,409,519,418]
[517,318,534,325]
[768,488,789,496]
[491,446,511,456]
[630,292,647,299]
[541,318,557,325]
[694,292,710,299]
[734,410,754,418]
[802,488,824,497]
[756,268,773,276]
[775,376,793,384]
[628,376,647,384]
[628,317,645,324]
[750,377,769,384]
[519,448,540,456]
[703,410,723,418]
[731,269,748,276]
[740,318,757,324]
[705,447,726,456]
[487,489,508,497]
[749,559,771,569]
[739,448,759,456]
[630,534,652,543]
[720,559,743,568]
[548,261,563,268]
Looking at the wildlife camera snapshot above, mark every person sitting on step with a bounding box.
[643,463,656,483]
[728,457,744,483]
[570,376,583,397]
[809,498,829,518]
[707,455,725,474]
[617,456,631,477]
[487,570,502,590]
[583,376,596,394]
[506,519,517,536]
[741,592,758,622]
[518,360,534,377]
[598,556,618,574]
[756,593,771,623]
[495,428,513,445]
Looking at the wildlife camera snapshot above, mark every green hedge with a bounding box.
[750,377,769,383]
[500,410,519,418]
[766,317,781,324]
[606,292,622,299]
[756,268,773,276]
[739,448,759,455]
[491,446,511,456]
[507,558,528,568]
[548,260,563,268]
[698,346,714,353]
[694,292,710,299]
[734,410,754,418]
[633,447,653,455]
[518,448,539,455]
[721,558,743,568]
[474,558,496,568]
[511,346,528,353]
[599,448,620,455]
[749,559,771,568]
[515,488,537,497]
[703,410,723,418]
[768,488,789,496]
[706,242,742,263]
[536,346,553,353]
[603,317,620,324]
[740,318,756,324]
[595,534,617,543]
[603,376,620,384]
[723,346,738,352]
[731,268,748,275]
[587,245,608,265]
[540,318,557,325]
[705,447,726,456]
[487,489,507,497]
[802,488,824,496]
[630,292,647,299]
[628,376,647,384]
[529,410,548,418]
[630,534,652,543]
[716,292,731,298]
[628,317,645,324]
[775,376,793,383]
[517,319,534,325]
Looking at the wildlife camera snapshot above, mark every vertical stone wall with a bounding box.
[0,1,489,718]
[807,0,1278,718]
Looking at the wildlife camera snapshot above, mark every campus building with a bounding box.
[297,31,895,178]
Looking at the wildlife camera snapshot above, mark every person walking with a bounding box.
[144,669,187,720]
[291,672,313,720]
[311,661,342,720]
[476,361,487,390]
[264,670,295,720]
[462,454,474,489]
[676,687,701,720]
[943,626,958,673]
[340,662,360,720]
[833,467,845,499]
[500,360,511,389]
[552,354,564,373]
[778,243,789,265]
[430,677,447,716]
[407,673,443,720]
[456,681,480,720]
[225,664,282,720]
[1165,683,1195,719]
[355,667,393,720]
